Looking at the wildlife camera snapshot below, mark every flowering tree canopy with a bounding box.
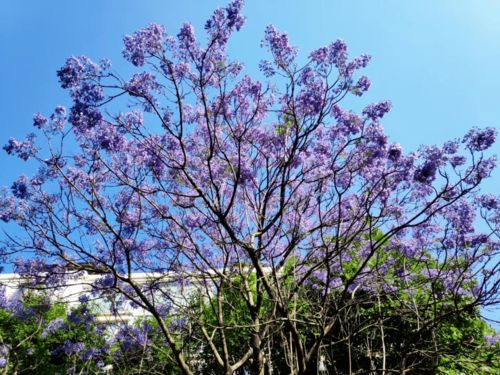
[1,1,499,373]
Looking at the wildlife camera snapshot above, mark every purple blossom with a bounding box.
[445,200,475,234]
[72,81,104,105]
[33,113,49,129]
[42,318,66,338]
[450,155,466,167]
[309,46,329,65]
[328,40,348,68]
[69,101,102,130]
[174,61,191,79]
[470,233,488,247]
[262,25,297,66]
[331,105,363,134]
[485,333,500,346]
[57,56,100,89]
[97,274,115,288]
[443,140,459,154]
[3,133,37,161]
[81,348,100,362]
[1,4,499,373]
[463,127,497,151]
[477,194,499,210]
[296,80,326,116]
[125,72,160,98]
[118,110,144,132]
[11,175,30,199]
[346,54,371,75]
[363,101,392,121]
[465,156,497,184]
[0,188,27,223]
[63,340,85,355]
[388,143,403,162]
[50,106,67,132]
[259,60,275,77]
[476,156,497,180]
[123,23,166,67]
[309,39,350,71]
[351,75,371,96]
[225,0,245,30]
[205,0,245,44]
[0,358,6,368]
[414,161,438,184]
[78,294,90,304]
[91,122,124,152]
[177,23,197,55]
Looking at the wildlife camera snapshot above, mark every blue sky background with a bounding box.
[1,1,499,323]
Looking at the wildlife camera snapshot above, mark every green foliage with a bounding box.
[437,318,500,375]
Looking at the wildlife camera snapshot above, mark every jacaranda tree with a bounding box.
[1,1,499,373]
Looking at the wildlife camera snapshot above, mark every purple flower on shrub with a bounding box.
[42,318,66,338]
[485,334,500,346]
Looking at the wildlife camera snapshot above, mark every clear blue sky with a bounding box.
[0,1,499,321]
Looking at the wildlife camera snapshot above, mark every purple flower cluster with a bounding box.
[332,105,363,134]
[123,23,166,67]
[309,39,348,70]
[63,340,85,355]
[205,0,245,39]
[414,161,438,184]
[11,175,30,199]
[351,75,371,96]
[69,101,102,130]
[363,101,392,121]
[56,56,108,132]
[262,25,297,66]
[117,110,144,132]
[485,333,500,346]
[42,318,67,338]
[125,72,160,98]
[463,127,497,151]
[346,54,371,75]
[3,133,37,161]
[33,113,49,129]
[387,143,403,162]
[57,56,101,89]
[477,194,499,210]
